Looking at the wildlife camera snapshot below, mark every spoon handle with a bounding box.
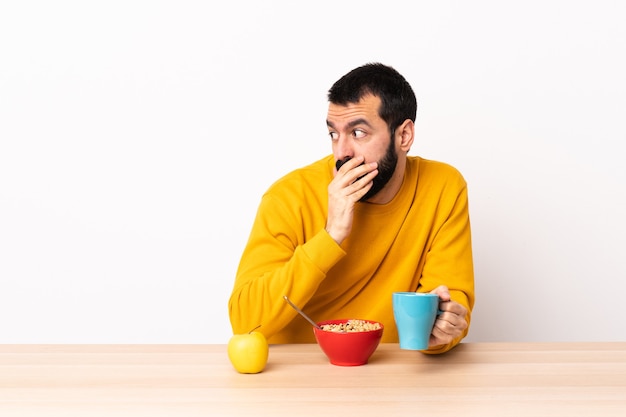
[283,295,322,329]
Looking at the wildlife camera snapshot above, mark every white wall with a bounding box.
[1,1,625,343]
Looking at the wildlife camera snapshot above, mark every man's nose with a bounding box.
[334,136,354,163]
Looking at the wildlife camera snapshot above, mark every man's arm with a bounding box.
[228,193,345,340]
[418,183,475,354]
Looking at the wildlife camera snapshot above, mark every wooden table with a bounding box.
[1,343,625,416]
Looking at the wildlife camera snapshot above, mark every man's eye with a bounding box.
[353,129,366,139]
[329,132,338,140]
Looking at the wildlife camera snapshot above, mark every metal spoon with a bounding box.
[283,295,322,329]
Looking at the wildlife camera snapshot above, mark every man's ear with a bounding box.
[396,119,415,152]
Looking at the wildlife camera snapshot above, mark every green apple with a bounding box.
[227,326,269,374]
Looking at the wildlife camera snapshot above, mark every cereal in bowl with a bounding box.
[320,319,381,333]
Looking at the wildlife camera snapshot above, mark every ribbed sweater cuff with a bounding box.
[301,229,346,274]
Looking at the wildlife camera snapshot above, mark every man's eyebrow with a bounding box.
[326,118,373,129]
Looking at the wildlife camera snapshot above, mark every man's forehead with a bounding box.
[327,94,382,124]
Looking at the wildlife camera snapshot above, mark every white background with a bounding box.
[1,1,625,343]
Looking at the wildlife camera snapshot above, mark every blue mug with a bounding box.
[392,292,440,350]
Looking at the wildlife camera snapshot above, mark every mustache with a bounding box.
[335,157,367,184]
[335,157,364,171]
[335,158,349,171]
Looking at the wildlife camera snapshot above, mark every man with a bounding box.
[229,62,474,353]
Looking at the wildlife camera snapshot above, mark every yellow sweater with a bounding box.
[229,155,475,353]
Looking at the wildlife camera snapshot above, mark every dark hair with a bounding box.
[327,62,417,135]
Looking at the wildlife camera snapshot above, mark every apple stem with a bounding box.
[248,324,262,334]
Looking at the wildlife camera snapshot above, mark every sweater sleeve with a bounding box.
[228,192,346,339]
[418,178,475,354]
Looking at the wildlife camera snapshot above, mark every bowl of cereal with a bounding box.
[313,319,384,366]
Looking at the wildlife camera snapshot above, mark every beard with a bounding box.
[360,137,398,202]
